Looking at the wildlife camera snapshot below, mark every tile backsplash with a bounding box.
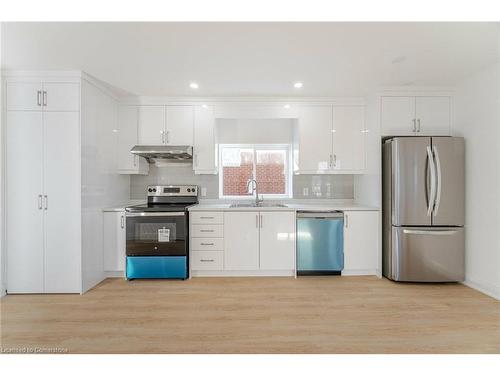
[130,165,354,200]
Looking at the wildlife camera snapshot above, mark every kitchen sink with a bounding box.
[230,202,288,208]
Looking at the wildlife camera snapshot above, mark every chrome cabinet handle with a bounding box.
[38,194,43,210]
[166,131,170,143]
[256,214,258,228]
[412,119,416,133]
[260,214,263,228]
[344,214,348,228]
[417,119,421,132]
[200,259,215,262]
[133,155,137,167]
[160,131,164,144]
[42,91,47,107]
[200,229,214,233]
[200,216,214,219]
[329,154,333,168]
[333,154,337,167]
[195,154,198,167]
[121,215,125,229]
[43,195,48,210]
[37,90,42,106]
[200,243,214,246]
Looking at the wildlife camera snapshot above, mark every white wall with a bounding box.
[453,62,500,300]
[0,25,5,297]
[81,79,130,292]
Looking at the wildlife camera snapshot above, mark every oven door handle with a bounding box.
[125,212,186,217]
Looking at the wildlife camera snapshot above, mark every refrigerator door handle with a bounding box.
[426,146,437,216]
[403,229,458,236]
[433,145,442,217]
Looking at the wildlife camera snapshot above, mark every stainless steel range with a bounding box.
[125,185,198,280]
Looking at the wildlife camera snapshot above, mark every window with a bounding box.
[219,144,292,199]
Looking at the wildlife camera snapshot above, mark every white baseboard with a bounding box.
[104,271,125,278]
[191,270,295,277]
[341,269,378,276]
[462,278,500,300]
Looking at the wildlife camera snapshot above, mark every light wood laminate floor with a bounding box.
[1,276,499,353]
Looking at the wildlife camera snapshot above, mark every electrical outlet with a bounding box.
[201,187,207,197]
[303,187,309,196]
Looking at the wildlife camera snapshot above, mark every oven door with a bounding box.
[126,212,187,256]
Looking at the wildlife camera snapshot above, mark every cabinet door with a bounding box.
[117,106,149,174]
[6,112,45,293]
[415,97,451,136]
[104,211,126,272]
[138,106,165,145]
[166,106,194,145]
[42,83,80,112]
[193,105,217,173]
[380,96,416,136]
[224,212,259,270]
[343,211,379,275]
[259,212,295,270]
[6,82,42,111]
[332,106,366,172]
[43,112,81,293]
[297,106,333,172]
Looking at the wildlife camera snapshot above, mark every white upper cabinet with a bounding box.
[6,82,79,112]
[42,83,80,111]
[297,106,333,172]
[117,106,149,174]
[193,105,217,174]
[332,106,366,172]
[166,106,194,145]
[6,82,42,111]
[381,96,451,136]
[380,96,415,136]
[138,105,166,145]
[297,105,366,174]
[415,97,451,136]
[259,212,295,270]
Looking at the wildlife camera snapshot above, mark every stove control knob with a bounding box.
[152,188,157,192]
[187,188,191,192]
[148,188,153,193]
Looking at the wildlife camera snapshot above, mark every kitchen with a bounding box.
[1,20,499,361]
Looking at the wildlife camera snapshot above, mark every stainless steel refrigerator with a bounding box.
[382,137,465,282]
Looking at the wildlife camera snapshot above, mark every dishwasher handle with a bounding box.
[297,211,344,219]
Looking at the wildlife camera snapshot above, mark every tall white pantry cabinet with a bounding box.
[3,71,125,294]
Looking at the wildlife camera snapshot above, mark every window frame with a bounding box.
[218,143,293,200]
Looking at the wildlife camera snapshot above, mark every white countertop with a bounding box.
[188,199,379,212]
[102,200,146,212]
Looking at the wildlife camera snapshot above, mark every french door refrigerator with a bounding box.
[382,137,465,282]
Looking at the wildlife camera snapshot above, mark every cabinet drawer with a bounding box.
[190,211,224,224]
[191,238,224,251]
[191,224,224,238]
[191,251,223,270]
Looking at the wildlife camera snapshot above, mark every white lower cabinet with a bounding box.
[190,212,225,271]
[259,212,295,270]
[103,211,126,272]
[224,212,260,270]
[343,211,379,276]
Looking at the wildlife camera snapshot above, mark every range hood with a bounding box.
[130,145,193,164]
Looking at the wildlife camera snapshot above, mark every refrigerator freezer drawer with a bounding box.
[389,226,464,282]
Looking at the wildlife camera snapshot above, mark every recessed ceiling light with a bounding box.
[293,82,303,89]
[201,104,208,109]
[189,82,199,89]
[283,104,291,109]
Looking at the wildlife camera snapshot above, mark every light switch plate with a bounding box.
[201,187,207,197]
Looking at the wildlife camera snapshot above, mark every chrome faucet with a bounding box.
[247,179,263,206]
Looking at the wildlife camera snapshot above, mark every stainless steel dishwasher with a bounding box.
[296,211,344,276]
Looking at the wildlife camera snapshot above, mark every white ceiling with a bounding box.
[1,22,498,97]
